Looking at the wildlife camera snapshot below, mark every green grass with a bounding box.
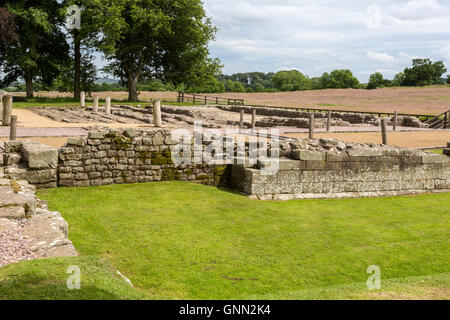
[0,256,148,300]
[7,182,444,300]
[428,149,444,154]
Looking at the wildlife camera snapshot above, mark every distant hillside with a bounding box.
[95,78,119,84]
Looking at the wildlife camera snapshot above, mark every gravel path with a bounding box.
[0,127,88,138]
[0,220,36,268]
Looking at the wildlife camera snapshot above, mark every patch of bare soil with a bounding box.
[285,130,450,148]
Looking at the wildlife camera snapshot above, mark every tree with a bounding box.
[0,7,19,44]
[0,1,69,98]
[63,0,102,99]
[272,70,311,91]
[447,75,450,85]
[320,69,360,89]
[367,72,388,89]
[392,72,405,87]
[54,50,98,93]
[402,58,447,86]
[99,0,220,102]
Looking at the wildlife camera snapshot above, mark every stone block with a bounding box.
[88,132,106,139]
[291,150,326,161]
[22,142,58,169]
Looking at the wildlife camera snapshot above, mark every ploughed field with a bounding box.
[1,182,448,300]
[25,86,450,115]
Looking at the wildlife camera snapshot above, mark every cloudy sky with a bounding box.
[203,0,450,81]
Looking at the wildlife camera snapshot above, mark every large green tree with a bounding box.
[99,0,220,102]
[0,1,69,98]
[63,0,102,98]
[272,70,311,91]
[402,58,446,86]
[320,69,360,89]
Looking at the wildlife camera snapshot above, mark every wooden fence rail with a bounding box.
[177,92,244,106]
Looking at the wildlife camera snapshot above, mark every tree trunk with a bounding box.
[73,29,81,99]
[25,70,34,99]
[128,75,139,102]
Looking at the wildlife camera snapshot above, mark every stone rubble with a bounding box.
[0,174,77,268]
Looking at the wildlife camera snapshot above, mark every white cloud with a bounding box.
[203,0,450,81]
[367,52,397,64]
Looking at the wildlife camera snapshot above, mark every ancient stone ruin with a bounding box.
[2,129,449,200]
[0,175,77,268]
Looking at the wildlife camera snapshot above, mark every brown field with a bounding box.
[286,130,450,148]
[28,86,450,115]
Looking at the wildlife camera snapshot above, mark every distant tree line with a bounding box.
[367,59,448,89]
[1,1,448,98]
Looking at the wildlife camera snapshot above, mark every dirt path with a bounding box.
[10,109,155,129]
[285,130,450,148]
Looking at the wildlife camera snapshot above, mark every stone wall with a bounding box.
[217,105,427,128]
[231,140,450,200]
[2,131,449,201]
[57,129,229,188]
[3,140,58,189]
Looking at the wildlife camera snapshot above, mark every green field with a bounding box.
[1,182,449,300]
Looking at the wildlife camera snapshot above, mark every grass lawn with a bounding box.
[1,182,449,299]
[428,149,444,154]
[10,97,197,109]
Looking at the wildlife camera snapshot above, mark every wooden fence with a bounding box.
[177,92,244,106]
[177,92,443,122]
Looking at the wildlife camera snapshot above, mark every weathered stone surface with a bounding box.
[21,142,58,169]
[0,175,77,267]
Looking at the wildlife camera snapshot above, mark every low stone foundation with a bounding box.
[2,130,449,201]
[231,145,450,200]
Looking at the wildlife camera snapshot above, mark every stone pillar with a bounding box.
[251,109,256,132]
[105,97,111,115]
[381,118,388,145]
[80,91,86,108]
[153,100,162,127]
[239,109,244,133]
[2,94,13,126]
[10,115,17,140]
[326,110,331,132]
[309,113,315,139]
[93,95,99,113]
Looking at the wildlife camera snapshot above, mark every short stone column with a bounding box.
[251,109,257,132]
[153,100,162,127]
[93,95,99,113]
[2,94,13,126]
[105,97,111,115]
[309,113,315,139]
[10,115,17,140]
[80,91,86,108]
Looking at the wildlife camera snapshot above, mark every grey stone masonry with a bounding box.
[444,142,450,156]
[3,140,58,189]
[57,129,229,188]
[231,139,450,200]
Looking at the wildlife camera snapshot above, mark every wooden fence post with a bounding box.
[309,113,315,139]
[2,94,13,126]
[393,110,398,131]
[326,110,331,132]
[10,115,17,140]
[381,118,388,145]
